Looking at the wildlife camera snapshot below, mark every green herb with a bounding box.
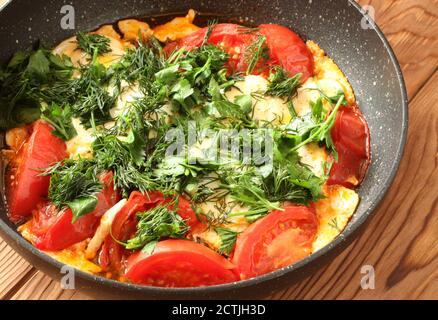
[92,129,150,197]
[124,203,189,251]
[43,159,103,222]
[216,227,240,255]
[0,49,73,129]
[244,35,269,75]
[76,32,111,56]
[41,103,77,140]
[110,39,164,94]
[225,169,282,218]
[70,57,116,126]
[202,19,218,46]
[289,95,345,153]
[26,49,50,80]
[266,66,301,99]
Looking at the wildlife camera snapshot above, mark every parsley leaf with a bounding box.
[41,103,77,140]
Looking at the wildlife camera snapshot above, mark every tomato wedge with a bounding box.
[30,171,120,251]
[126,239,239,287]
[99,191,163,271]
[99,191,205,272]
[232,205,318,280]
[328,105,371,188]
[6,120,67,223]
[164,23,314,81]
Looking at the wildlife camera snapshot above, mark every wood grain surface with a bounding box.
[0,0,437,300]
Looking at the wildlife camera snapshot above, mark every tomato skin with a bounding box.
[6,120,67,223]
[232,205,318,280]
[328,105,371,188]
[259,24,314,82]
[126,239,239,287]
[164,23,314,81]
[30,171,120,251]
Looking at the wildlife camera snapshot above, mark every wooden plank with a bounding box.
[272,70,438,299]
[7,269,92,300]
[0,239,35,299]
[356,0,438,99]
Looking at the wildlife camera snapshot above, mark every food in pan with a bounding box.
[0,10,370,287]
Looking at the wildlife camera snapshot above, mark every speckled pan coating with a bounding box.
[0,0,407,299]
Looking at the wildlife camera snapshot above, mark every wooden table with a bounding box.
[1,0,437,300]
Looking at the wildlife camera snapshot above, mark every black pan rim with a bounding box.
[0,0,408,295]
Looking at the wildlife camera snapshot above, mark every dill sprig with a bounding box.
[43,159,103,222]
[124,203,189,251]
[266,66,301,99]
[76,32,111,56]
[215,227,240,255]
[244,35,269,75]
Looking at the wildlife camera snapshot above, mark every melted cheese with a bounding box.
[118,19,153,42]
[312,185,359,252]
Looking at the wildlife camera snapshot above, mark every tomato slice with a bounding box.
[6,120,67,223]
[232,205,318,280]
[164,23,314,81]
[30,171,120,251]
[258,24,314,82]
[99,191,163,271]
[125,239,239,287]
[100,191,205,272]
[328,105,371,188]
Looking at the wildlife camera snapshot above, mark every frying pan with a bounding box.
[0,0,407,299]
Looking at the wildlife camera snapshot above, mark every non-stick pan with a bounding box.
[0,0,408,299]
